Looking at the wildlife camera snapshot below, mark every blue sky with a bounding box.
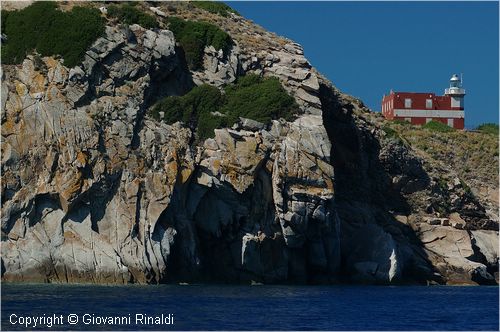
[227,1,499,127]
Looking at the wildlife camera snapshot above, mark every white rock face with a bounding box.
[1,25,190,283]
[418,224,495,283]
[0,22,344,284]
[471,230,499,266]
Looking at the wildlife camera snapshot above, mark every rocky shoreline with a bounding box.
[1,2,498,285]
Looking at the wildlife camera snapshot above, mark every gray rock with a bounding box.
[1,9,496,287]
[343,223,401,283]
[300,74,320,92]
[241,233,287,282]
[471,230,499,266]
[294,87,322,107]
[149,6,168,18]
[417,224,494,283]
[239,117,265,131]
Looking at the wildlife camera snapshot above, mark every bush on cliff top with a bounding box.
[150,84,226,140]
[150,74,298,140]
[1,2,104,67]
[1,10,9,31]
[107,3,158,29]
[191,1,240,17]
[422,120,455,133]
[166,17,232,71]
[476,123,499,136]
[222,74,297,124]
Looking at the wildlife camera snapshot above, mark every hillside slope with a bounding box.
[1,1,498,285]
[399,122,498,220]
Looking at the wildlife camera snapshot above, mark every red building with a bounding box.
[381,74,465,129]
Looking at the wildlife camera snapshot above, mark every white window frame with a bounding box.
[451,97,462,108]
[404,98,412,108]
[426,99,432,109]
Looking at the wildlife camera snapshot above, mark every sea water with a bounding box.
[1,283,498,330]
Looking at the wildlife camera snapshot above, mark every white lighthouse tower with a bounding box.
[444,74,466,109]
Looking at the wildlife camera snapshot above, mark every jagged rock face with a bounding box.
[1,24,193,283]
[1,22,339,284]
[318,81,498,285]
[1,8,498,285]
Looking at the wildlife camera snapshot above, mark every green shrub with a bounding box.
[191,1,239,17]
[107,4,158,29]
[222,74,297,124]
[151,96,184,122]
[1,10,9,31]
[151,84,225,139]
[229,73,261,88]
[2,2,104,67]
[382,125,398,138]
[166,17,232,70]
[422,120,454,133]
[196,111,229,140]
[476,123,499,136]
[393,119,411,126]
[151,74,298,140]
[437,177,448,191]
[180,84,225,127]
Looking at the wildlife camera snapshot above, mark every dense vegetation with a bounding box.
[107,3,158,29]
[191,1,239,17]
[422,120,455,133]
[1,2,104,67]
[150,74,298,140]
[221,74,296,123]
[166,17,232,71]
[476,123,499,136]
[1,10,8,31]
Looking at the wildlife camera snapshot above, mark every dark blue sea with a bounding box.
[1,284,498,330]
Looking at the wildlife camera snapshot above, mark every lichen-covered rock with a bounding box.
[0,18,342,284]
[1,25,191,283]
[1,2,497,285]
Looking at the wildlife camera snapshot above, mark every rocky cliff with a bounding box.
[1,1,498,285]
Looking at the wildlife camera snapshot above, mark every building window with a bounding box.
[451,97,462,108]
[447,119,454,127]
[426,99,432,109]
[426,118,432,124]
[404,98,412,108]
